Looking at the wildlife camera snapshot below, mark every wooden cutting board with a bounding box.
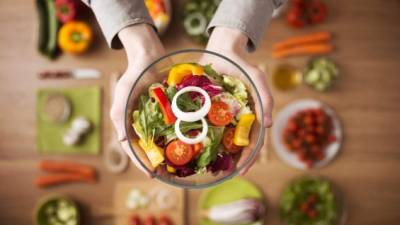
[113,180,185,225]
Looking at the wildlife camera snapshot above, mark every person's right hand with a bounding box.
[110,24,165,176]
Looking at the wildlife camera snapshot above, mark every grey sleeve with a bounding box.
[82,0,154,49]
[207,0,284,52]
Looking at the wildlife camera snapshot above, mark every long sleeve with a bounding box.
[207,0,284,52]
[82,0,154,49]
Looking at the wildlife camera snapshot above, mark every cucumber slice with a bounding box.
[184,12,207,36]
[321,70,332,82]
[304,70,320,84]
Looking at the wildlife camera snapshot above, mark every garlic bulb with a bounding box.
[207,199,265,224]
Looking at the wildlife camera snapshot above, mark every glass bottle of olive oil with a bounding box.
[272,64,302,91]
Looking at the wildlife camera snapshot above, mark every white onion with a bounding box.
[171,86,211,122]
[175,118,208,144]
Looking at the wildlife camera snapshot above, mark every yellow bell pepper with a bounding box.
[58,21,92,54]
[233,113,256,146]
[138,139,165,168]
[167,63,204,86]
[166,165,176,173]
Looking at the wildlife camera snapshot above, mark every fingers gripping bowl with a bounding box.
[125,49,265,188]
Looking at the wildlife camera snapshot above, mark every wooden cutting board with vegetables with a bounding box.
[113,180,185,225]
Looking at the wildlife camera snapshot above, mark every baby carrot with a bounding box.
[273,32,332,51]
[35,173,96,188]
[272,44,334,59]
[38,160,95,178]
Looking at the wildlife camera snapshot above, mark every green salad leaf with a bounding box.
[196,127,224,169]
[158,121,204,144]
[166,86,202,112]
[223,75,248,106]
[132,95,168,141]
[204,64,223,85]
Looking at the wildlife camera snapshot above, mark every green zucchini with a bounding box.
[36,0,59,59]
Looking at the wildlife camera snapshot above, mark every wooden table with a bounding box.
[1,0,400,224]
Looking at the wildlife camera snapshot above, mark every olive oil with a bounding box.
[272,65,302,91]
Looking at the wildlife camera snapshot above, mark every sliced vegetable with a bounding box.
[193,142,204,156]
[304,57,338,92]
[222,128,243,154]
[151,87,176,125]
[184,12,207,36]
[222,75,249,106]
[166,140,194,166]
[138,139,165,168]
[175,118,208,144]
[58,21,92,54]
[167,63,204,86]
[233,113,255,146]
[272,43,333,59]
[196,127,224,169]
[208,101,233,126]
[171,86,211,122]
[272,31,332,51]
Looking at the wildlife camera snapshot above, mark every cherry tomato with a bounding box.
[286,7,306,28]
[166,140,194,166]
[144,215,156,225]
[308,0,327,24]
[193,143,203,157]
[207,101,233,126]
[222,128,243,154]
[130,215,141,225]
[159,215,173,225]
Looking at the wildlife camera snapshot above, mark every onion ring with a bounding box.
[171,86,211,122]
[175,118,208,144]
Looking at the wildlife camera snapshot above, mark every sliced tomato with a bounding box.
[222,128,243,154]
[207,101,233,126]
[166,140,194,166]
[193,143,203,157]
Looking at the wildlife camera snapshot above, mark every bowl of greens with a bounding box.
[125,49,265,188]
[35,195,79,225]
[280,176,347,225]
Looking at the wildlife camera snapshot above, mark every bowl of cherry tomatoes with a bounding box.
[272,99,342,170]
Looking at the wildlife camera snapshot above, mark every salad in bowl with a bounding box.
[125,50,265,188]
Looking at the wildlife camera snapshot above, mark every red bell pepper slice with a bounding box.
[152,87,176,125]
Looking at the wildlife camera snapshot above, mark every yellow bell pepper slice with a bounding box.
[138,139,165,168]
[166,165,176,173]
[233,113,256,146]
[167,63,204,86]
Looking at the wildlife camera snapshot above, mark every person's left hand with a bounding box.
[201,27,274,174]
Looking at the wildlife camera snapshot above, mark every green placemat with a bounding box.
[199,178,264,225]
[36,86,101,155]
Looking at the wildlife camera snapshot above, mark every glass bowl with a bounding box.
[124,49,265,188]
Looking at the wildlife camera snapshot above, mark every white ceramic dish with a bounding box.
[272,99,343,170]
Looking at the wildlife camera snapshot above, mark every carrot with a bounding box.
[272,44,334,59]
[35,173,96,188]
[38,160,95,178]
[273,32,332,51]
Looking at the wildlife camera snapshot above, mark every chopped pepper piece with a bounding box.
[151,87,176,125]
[167,63,204,86]
[138,139,165,168]
[233,113,256,146]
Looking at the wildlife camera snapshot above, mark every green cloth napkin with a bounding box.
[36,87,101,155]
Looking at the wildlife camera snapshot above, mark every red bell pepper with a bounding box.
[151,87,176,125]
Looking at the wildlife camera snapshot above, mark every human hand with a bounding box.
[202,27,274,175]
[110,24,165,176]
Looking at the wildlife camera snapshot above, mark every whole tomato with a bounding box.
[307,0,327,24]
[286,7,306,28]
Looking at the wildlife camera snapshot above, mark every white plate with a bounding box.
[272,99,343,170]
